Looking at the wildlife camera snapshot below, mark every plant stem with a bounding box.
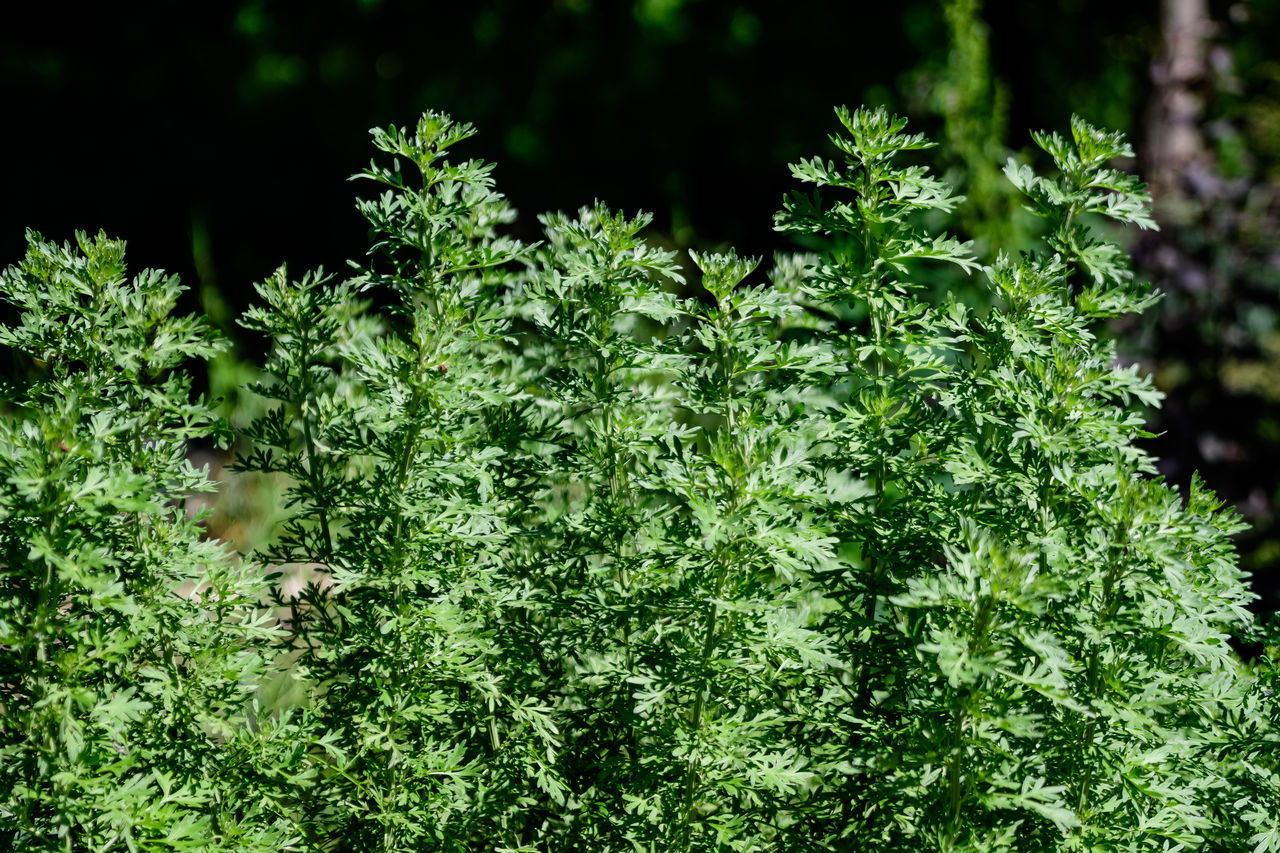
[1075,523,1127,819]
[678,304,740,851]
[297,321,335,562]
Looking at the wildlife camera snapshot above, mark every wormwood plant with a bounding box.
[2,107,1277,852]
[774,111,1269,850]
[0,233,289,850]
[235,114,563,851]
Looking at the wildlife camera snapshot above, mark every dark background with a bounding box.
[0,1,1160,299]
[3,0,1279,614]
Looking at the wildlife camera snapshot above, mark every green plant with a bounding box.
[906,0,1021,254]
[3,107,1277,852]
[0,233,291,850]
[235,113,551,851]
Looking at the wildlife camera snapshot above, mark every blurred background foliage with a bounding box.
[2,0,1278,615]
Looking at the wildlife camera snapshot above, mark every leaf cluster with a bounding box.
[2,107,1277,852]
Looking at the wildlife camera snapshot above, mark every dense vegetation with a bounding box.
[9,1,1280,612]
[2,105,1277,851]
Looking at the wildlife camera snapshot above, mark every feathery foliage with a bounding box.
[2,107,1276,852]
[0,232,288,850]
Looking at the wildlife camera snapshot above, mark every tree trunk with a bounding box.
[1145,0,1213,204]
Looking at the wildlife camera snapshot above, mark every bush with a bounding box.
[2,107,1277,852]
[0,233,292,850]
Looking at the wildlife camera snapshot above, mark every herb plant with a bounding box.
[2,107,1277,852]
[0,233,290,851]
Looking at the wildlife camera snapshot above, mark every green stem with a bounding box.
[944,596,993,843]
[679,560,728,851]
[946,698,966,838]
[855,293,890,706]
[296,323,335,562]
[678,307,740,851]
[377,375,430,853]
[1075,524,1127,819]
